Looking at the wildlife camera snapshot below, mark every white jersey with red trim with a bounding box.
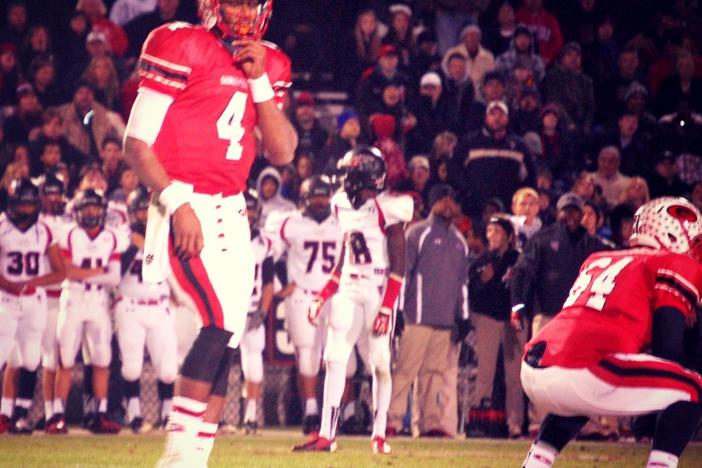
[250,231,273,313]
[59,226,122,289]
[119,248,170,301]
[0,218,53,284]
[331,191,413,277]
[39,213,70,296]
[273,211,342,292]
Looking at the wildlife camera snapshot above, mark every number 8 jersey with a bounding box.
[137,22,291,195]
[0,217,53,284]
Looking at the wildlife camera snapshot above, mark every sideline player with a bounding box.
[47,189,123,434]
[239,189,274,434]
[122,0,296,464]
[269,175,342,433]
[293,146,413,454]
[0,179,65,433]
[520,197,702,468]
[115,188,176,433]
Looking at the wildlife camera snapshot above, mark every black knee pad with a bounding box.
[210,348,235,397]
[17,368,37,400]
[538,413,589,452]
[180,326,233,384]
[157,381,174,400]
[123,379,140,399]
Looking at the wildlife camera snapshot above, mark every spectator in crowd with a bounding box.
[511,186,542,246]
[468,214,524,439]
[434,0,476,55]
[28,108,85,177]
[319,109,361,175]
[75,0,129,58]
[0,1,29,50]
[648,30,685,99]
[441,24,495,98]
[2,83,43,144]
[442,51,474,135]
[483,2,517,57]
[589,145,631,208]
[383,4,414,69]
[396,155,431,209]
[81,56,122,112]
[495,25,545,84]
[510,87,541,135]
[617,176,650,211]
[97,136,123,193]
[255,166,295,228]
[534,103,582,183]
[363,79,413,144]
[56,80,124,160]
[369,113,407,190]
[56,11,90,71]
[109,0,158,26]
[585,16,619,93]
[510,191,610,434]
[647,150,689,198]
[591,109,654,178]
[339,8,382,94]
[67,30,126,89]
[656,50,702,117]
[431,130,458,162]
[596,47,645,123]
[123,0,189,61]
[291,92,328,164]
[388,184,468,438]
[108,165,139,203]
[0,43,21,107]
[541,41,595,135]
[34,140,63,176]
[28,56,63,107]
[408,30,441,87]
[516,0,564,67]
[356,44,408,119]
[19,25,53,74]
[608,202,636,248]
[659,98,702,186]
[622,81,660,147]
[451,100,535,218]
[459,70,509,136]
[410,72,451,153]
[580,200,614,246]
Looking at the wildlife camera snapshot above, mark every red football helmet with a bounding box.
[199,0,273,40]
[630,196,702,260]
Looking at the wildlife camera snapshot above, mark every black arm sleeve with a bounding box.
[262,257,275,286]
[120,245,139,277]
[273,258,287,286]
[652,306,687,365]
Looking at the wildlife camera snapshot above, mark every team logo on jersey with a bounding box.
[145,254,154,265]
[220,75,247,87]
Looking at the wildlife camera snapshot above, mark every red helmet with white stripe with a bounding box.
[630,197,702,258]
[199,0,273,40]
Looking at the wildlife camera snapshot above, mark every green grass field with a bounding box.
[1,430,702,467]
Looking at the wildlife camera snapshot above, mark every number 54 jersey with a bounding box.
[528,248,702,368]
[331,191,413,278]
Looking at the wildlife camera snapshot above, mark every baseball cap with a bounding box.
[389,3,412,17]
[408,155,430,171]
[87,30,107,44]
[556,192,584,212]
[295,91,315,107]
[378,44,399,58]
[486,100,509,116]
[336,109,359,130]
[16,83,35,97]
[428,184,456,208]
[487,215,515,238]
[460,23,481,39]
[420,72,442,88]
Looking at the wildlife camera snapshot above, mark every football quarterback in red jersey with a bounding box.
[521,197,702,468]
[122,0,296,466]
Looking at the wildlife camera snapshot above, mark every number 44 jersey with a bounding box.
[528,248,702,368]
[332,191,414,278]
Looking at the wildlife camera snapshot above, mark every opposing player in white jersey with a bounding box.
[46,189,123,435]
[293,146,413,454]
[269,175,342,433]
[0,179,64,434]
[115,187,176,434]
[240,189,274,434]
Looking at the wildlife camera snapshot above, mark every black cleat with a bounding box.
[9,417,33,435]
[90,413,121,434]
[46,413,67,434]
[243,420,258,435]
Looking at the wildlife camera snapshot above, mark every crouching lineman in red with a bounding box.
[520,197,702,468]
[122,0,296,466]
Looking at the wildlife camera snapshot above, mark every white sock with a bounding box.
[53,399,64,415]
[647,450,679,468]
[44,401,54,419]
[319,361,346,440]
[83,396,95,414]
[16,398,31,409]
[127,397,141,421]
[0,397,13,417]
[343,402,355,421]
[304,398,318,416]
[162,396,207,462]
[194,421,218,466]
[161,398,172,422]
[245,399,257,423]
[371,367,392,438]
[523,441,558,468]
[97,398,107,413]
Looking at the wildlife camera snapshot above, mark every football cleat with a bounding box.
[243,420,258,435]
[0,415,10,434]
[302,414,321,435]
[291,435,337,452]
[9,416,33,435]
[371,435,391,454]
[45,413,68,434]
[130,417,153,434]
[90,413,121,434]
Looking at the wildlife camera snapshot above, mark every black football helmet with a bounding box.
[336,145,386,209]
[300,175,332,223]
[39,173,67,215]
[74,189,107,230]
[7,178,41,228]
[244,187,261,229]
[127,187,150,235]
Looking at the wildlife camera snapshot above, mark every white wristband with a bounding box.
[159,183,191,215]
[248,73,274,103]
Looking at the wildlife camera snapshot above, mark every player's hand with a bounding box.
[232,39,266,79]
[275,282,296,299]
[246,309,266,331]
[372,308,392,336]
[308,297,324,326]
[131,232,145,249]
[172,204,203,261]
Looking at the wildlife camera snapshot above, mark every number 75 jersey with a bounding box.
[530,248,702,368]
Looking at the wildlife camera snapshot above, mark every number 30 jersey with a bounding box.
[274,211,342,292]
[0,218,53,283]
[137,22,291,195]
[331,191,413,278]
[528,248,702,368]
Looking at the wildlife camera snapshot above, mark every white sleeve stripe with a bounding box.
[125,89,174,146]
[141,53,192,73]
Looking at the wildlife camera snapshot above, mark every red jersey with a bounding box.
[526,248,702,367]
[137,22,291,194]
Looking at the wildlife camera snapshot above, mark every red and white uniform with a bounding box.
[57,226,122,368]
[0,218,53,371]
[521,248,702,417]
[271,210,342,377]
[135,22,291,347]
[115,247,176,385]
